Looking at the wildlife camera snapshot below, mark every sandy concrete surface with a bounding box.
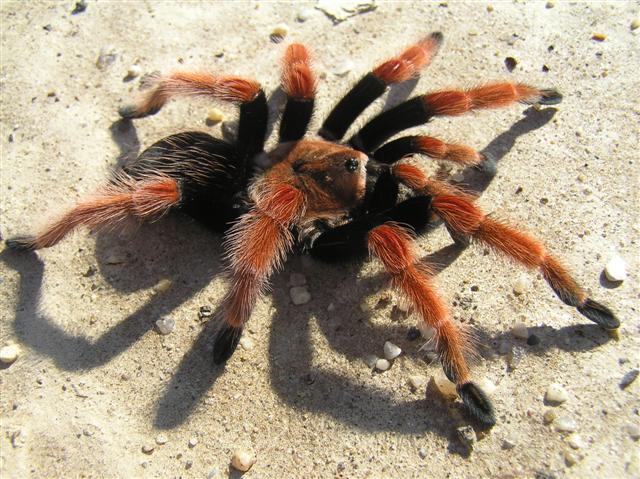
[1,1,639,478]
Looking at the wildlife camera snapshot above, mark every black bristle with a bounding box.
[538,89,563,105]
[457,382,496,428]
[5,236,37,251]
[577,298,619,330]
[212,325,243,365]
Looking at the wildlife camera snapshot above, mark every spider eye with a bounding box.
[345,158,359,172]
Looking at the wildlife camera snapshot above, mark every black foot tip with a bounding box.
[212,325,243,365]
[476,151,497,175]
[538,89,563,105]
[577,298,619,330]
[5,236,37,251]
[430,31,444,45]
[457,382,496,428]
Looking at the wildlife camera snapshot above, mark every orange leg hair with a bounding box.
[281,44,316,100]
[422,82,562,117]
[368,223,495,426]
[372,32,443,84]
[119,71,262,119]
[213,183,306,363]
[373,136,484,168]
[6,175,180,251]
[393,165,619,330]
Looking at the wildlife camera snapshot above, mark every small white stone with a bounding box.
[188,437,198,448]
[327,302,336,312]
[625,423,640,441]
[555,416,577,432]
[476,377,497,395]
[409,375,427,392]
[383,341,402,360]
[0,344,20,364]
[604,255,628,282]
[513,275,530,295]
[502,437,517,450]
[417,322,436,341]
[239,337,254,351]
[290,286,311,305]
[154,279,172,294]
[289,272,307,287]
[155,317,175,335]
[141,444,154,454]
[127,64,142,78]
[432,373,457,398]
[296,7,314,22]
[567,433,585,449]
[512,321,529,340]
[418,447,427,459]
[545,383,570,405]
[375,358,391,371]
[364,354,378,369]
[155,434,168,445]
[333,59,354,77]
[231,449,256,472]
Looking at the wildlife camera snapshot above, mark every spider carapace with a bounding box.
[7,32,619,427]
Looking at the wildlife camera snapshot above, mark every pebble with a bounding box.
[327,302,336,312]
[96,45,117,70]
[239,337,254,351]
[206,108,224,124]
[127,64,142,79]
[555,416,577,432]
[545,383,570,405]
[155,434,168,445]
[604,255,628,282]
[620,369,639,389]
[333,59,354,77]
[545,0,555,8]
[71,0,87,14]
[625,423,640,441]
[270,23,289,43]
[432,373,457,398]
[418,447,427,459]
[364,354,378,369]
[288,272,307,287]
[375,358,390,372]
[141,444,154,454]
[408,375,427,392]
[591,33,607,42]
[564,450,578,467]
[383,341,402,360]
[486,4,493,12]
[290,286,311,305]
[296,7,314,22]
[632,19,640,31]
[155,279,172,294]
[0,344,20,364]
[507,345,525,369]
[456,425,476,450]
[502,437,517,450]
[504,56,517,72]
[512,322,529,340]
[567,433,585,449]
[513,275,530,295]
[156,317,175,335]
[231,449,256,472]
[188,437,198,448]
[543,409,557,424]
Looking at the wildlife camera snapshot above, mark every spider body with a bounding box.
[6,32,619,428]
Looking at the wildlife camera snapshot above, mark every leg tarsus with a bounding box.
[212,325,243,365]
[577,298,619,330]
[118,104,160,119]
[538,89,563,105]
[457,382,496,428]
[5,236,37,251]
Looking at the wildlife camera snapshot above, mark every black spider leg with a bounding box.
[279,97,314,143]
[236,89,268,181]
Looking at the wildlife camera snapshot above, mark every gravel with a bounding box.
[620,370,639,389]
[0,344,20,364]
[545,383,570,405]
[555,416,578,433]
[375,358,390,372]
[625,424,640,441]
[383,341,401,360]
[513,275,530,295]
[155,434,168,445]
[290,286,311,305]
[604,255,627,282]
[155,317,175,335]
[408,375,427,392]
[188,437,198,448]
[231,449,256,472]
[512,322,529,340]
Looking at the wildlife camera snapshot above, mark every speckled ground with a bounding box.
[1,1,639,478]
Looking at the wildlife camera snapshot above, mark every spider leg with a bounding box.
[373,135,484,168]
[393,164,619,330]
[118,71,267,167]
[350,83,563,153]
[5,173,180,251]
[368,223,495,427]
[279,44,316,142]
[213,183,306,364]
[319,32,442,141]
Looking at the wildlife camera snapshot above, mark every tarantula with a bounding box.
[6,32,619,427]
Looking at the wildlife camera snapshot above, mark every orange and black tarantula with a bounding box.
[6,32,619,427]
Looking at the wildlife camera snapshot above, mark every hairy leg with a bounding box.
[279,44,316,142]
